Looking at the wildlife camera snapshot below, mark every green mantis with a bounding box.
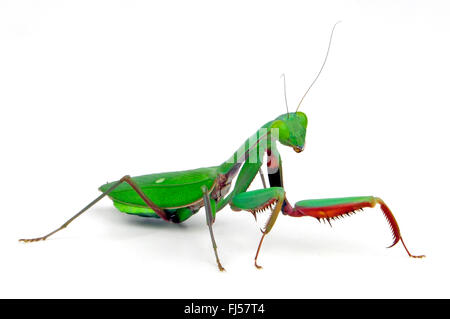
[19,23,424,271]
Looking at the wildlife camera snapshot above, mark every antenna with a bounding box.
[280,73,289,117]
[296,21,341,112]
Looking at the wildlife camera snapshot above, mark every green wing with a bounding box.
[99,166,219,209]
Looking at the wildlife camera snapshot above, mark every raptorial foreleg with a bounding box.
[282,196,424,258]
[231,187,286,268]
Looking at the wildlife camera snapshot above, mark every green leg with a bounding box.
[201,186,225,271]
[231,187,285,268]
[284,196,425,258]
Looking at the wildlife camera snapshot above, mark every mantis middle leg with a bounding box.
[201,185,225,271]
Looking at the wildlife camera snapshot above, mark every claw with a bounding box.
[255,261,263,269]
[19,237,47,243]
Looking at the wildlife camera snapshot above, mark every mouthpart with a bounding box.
[293,146,304,153]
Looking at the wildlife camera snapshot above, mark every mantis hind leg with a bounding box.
[231,187,286,268]
[284,196,425,258]
[19,175,169,243]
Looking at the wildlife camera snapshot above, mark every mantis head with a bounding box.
[268,22,338,155]
[271,112,308,153]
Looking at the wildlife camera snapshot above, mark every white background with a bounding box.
[1,1,449,298]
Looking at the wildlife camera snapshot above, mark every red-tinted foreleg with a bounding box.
[283,196,424,258]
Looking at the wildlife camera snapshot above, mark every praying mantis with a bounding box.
[19,23,424,271]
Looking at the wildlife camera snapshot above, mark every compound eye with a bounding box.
[296,112,308,127]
